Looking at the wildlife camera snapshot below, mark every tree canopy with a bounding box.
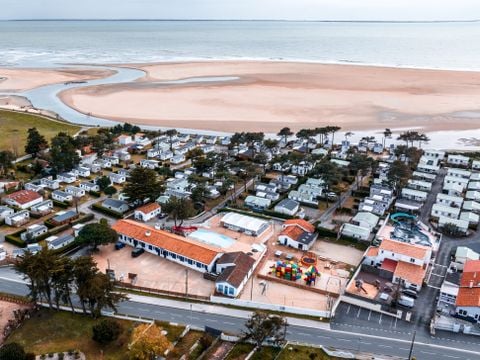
[25,127,48,157]
[242,311,287,349]
[123,167,163,204]
[49,132,80,172]
[163,196,196,226]
[92,319,122,345]
[77,219,118,251]
[128,323,171,360]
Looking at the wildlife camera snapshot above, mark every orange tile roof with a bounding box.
[460,260,480,287]
[379,239,429,260]
[456,287,480,307]
[381,258,398,273]
[365,247,379,257]
[136,202,161,214]
[284,219,315,233]
[394,261,426,286]
[4,190,42,205]
[112,220,220,265]
[280,226,305,241]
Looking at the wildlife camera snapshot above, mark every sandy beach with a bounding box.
[0,67,115,93]
[54,61,480,133]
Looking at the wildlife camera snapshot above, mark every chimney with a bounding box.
[470,280,474,288]
[145,231,151,237]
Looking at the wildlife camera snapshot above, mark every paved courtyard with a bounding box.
[93,244,215,297]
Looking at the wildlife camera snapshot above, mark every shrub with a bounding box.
[48,353,54,358]
[40,355,46,360]
[91,203,125,219]
[58,353,65,360]
[5,234,26,248]
[92,319,122,345]
[25,353,35,360]
[104,186,118,196]
[0,343,26,360]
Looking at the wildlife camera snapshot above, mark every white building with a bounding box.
[401,188,428,203]
[447,154,470,167]
[65,186,86,198]
[109,173,126,184]
[134,202,162,222]
[436,193,463,208]
[221,212,270,237]
[274,199,300,216]
[5,210,30,227]
[341,223,371,241]
[20,224,48,241]
[57,172,77,184]
[351,212,379,231]
[278,219,317,250]
[2,190,43,210]
[215,252,256,297]
[431,203,461,220]
[52,190,73,203]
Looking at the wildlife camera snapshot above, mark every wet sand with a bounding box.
[54,61,480,133]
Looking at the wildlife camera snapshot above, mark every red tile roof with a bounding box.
[394,261,426,286]
[456,287,480,307]
[460,260,480,287]
[365,247,379,257]
[136,202,161,214]
[4,190,41,205]
[280,226,306,241]
[381,258,398,273]
[379,239,429,260]
[216,252,255,288]
[283,219,315,233]
[112,220,220,265]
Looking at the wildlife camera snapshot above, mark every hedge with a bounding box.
[5,232,26,248]
[89,191,101,198]
[262,209,295,220]
[52,199,70,209]
[91,203,125,219]
[316,226,337,239]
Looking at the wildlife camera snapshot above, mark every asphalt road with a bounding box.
[0,269,478,360]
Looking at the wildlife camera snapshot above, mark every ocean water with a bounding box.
[0,20,480,70]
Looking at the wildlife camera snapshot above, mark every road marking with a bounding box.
[356,308,361,318]
[442,356,460,359]
[421,351,436,355]
[223,321,235,325]
[346,304,351,314]
[379,314,382,324]
[337,338,351,342]
[368,310,372,321]
[378,344,391,348]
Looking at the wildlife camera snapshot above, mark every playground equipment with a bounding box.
[300,251,317,267]
[172,226,198,236]
[389,212,432,246]
[272,261,303,281]
[304,265,320,286]
[355,279,368,294]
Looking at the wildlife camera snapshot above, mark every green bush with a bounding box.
[316,227,337,238]
[104,186,117,196]
[52,199,70,208]
[5,234,26,248]
[89,190,101,198]
[92,319,122,345]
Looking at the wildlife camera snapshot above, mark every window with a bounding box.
[149,245,153,250]
[228,287,234,295]
[410,258,415,263]
[188,259,193,265]
[218,284,223,292]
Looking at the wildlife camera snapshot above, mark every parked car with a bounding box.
[397,295,415,308]
[401,289,418,299]
[131,247,145,257]
[114,242,125,250]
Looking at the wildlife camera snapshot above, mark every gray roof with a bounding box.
[48,234,75,248]
[102,198,128,209]
[51,210,77,223]
[275,198,299,211]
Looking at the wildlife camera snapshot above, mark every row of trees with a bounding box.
[15,249,125,318]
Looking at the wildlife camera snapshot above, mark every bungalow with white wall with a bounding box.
[351,212,379,231]
[102,199,129,214]
[463,200,480,214]
[438,216,469,234]
[75,166,91,178]
[5,210,30,227]
[412,171,436,182]
[0,206,14,221]
[460,211,480,227]
[443,182,465,197]
[159,150,174,161]
[244,195,271,210]
[447,168,471,179]
[436,193,463,208]
[466,191,480,202]
[113,219,222,272]
[341,223,371,241]
[171,154,186,165]
[215,252,256,298]
[408,179,432,192]
[424,150,446,160]
[57,172,77,184]
[274,199,300,216]
[278,219,317,250]
[134,202,162,222]
[24,182,42,193]
[80,181,100,192]
[2,190,43,210]
[109,173,126,184]
[401,188,428,203]
[431,203,461,220]
[468,182,480,191]
[20,224,48,241]
[40,177,60,190]
[52,190,73,203]
[447,154,470,167]
[417,162,440,174]
[140,159,160,169]
[472,160,480,171]
[65,186,85,198]
[30,200,54,216]
[116,134,133,145]
[46,234,75,250]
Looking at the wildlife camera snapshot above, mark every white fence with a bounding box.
[210,295,330,318]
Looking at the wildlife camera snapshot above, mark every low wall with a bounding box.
[210,295,330,318]
[257,273,339,298]
[337,295,400,318]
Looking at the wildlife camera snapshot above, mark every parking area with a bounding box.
[93,244,215,297]
[332,303,414,337]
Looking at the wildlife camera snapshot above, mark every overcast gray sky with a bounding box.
[1,0,479,21]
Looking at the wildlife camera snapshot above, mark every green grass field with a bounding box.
[0,109,81,155]
[7,309,184,360]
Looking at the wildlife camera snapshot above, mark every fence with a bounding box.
[115,281,210,301]
[210,295,331,318]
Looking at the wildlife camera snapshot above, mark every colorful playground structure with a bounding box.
[270,260,320,286]
[172,226,198,236]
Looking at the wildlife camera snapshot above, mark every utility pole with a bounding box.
[408,330,416,360]
[250,274,254,301]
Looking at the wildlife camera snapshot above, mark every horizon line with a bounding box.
[2,18,480,23]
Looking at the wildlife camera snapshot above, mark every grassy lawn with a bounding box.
[277,345,334,360]
[7,309,185,360]
[0,109,81,155]
[225,343,281,360]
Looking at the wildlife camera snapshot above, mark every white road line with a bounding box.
[337,338,351,342]
[368,310,372,321]
[379,313,382,324]
[442,356,460,359]
[421,351,436,355]
[346,304,351,314]
[356,308,361,318]
[378,344,392,348]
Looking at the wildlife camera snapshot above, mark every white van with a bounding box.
[398,295,415,308]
